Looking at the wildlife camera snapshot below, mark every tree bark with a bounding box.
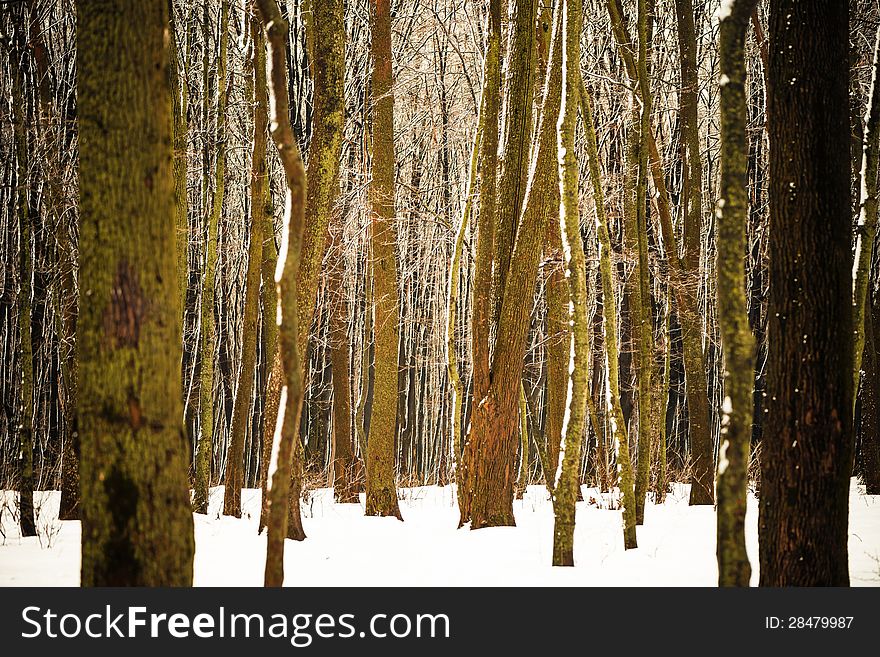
[76,0,195,585]
[257,0,308,587]
[861,297,880,494]
[460,0,502,527]
[493,0,538,325]
[716,0,758,588]
[853,27,880,404]
[550,0,588,566]
[467,0,563,529]
[760,0,853,587]
[364,0,402,519]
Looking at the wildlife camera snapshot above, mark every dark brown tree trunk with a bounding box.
[674,0,713,506]
[760,0,853,587]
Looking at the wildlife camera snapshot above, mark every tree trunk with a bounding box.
[329,229,357,503]
[608,0,713,506]
[257,0,308,587]
[544,190,566,477]
[76,0,195,585]
[673,0,713,506]
[861,297,880,494]
[364,0,402,519]
[460,0,502,527]
[550,0,588,566]
[716,0,758,588]
[447,99,480,513]
[493,0,538,325]
[10,17,37,537]
[853,27,880,404]
[760,0,853,587]
[467,0,563,529]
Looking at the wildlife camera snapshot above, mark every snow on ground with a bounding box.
[1,480,878,586]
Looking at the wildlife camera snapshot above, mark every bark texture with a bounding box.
[365,0,402,519]
[760,0,853,587]
[77,0,195,586]
[716,0,758,588]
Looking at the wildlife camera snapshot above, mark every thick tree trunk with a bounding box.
[760,0,853,587]
[459,0,502,527]
[467,0,563,529]
[673,0,713,506]
[76,0,195,585]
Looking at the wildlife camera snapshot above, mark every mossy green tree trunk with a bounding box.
[76,0,195,586]
[760,0,853,586]
[550,0,588,566]
[329,231,358,503]
[169,0,188,306]
[365,0,402,519]
[296,0,345,359]
[716,0,758,587]
[493,0,538,325]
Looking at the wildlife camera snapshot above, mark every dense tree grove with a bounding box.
[1,0,878,586]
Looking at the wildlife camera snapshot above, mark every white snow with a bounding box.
[717,440,730,475]
[715,0,735,23]
[2,480,879,586]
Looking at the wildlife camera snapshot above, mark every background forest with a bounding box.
[1,0,878,586]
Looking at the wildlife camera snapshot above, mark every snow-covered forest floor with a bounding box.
[2,480,879,586]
